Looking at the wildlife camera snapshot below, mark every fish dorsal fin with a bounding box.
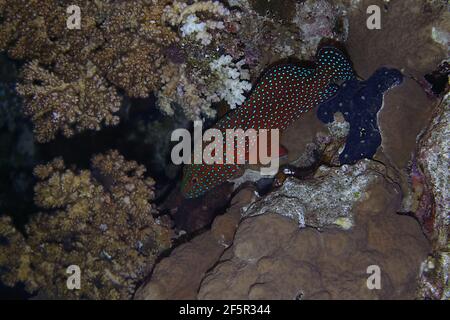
[291,66,314,78]
[316,47,354,83]
[262,64,315,84]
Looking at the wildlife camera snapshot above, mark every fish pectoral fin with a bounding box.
[278,144,289,159]
[266,142,288,160]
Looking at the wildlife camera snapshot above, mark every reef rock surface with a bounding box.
[414,95,449,300]
[244,160,386,230]
[134,188,256,299]
[137,159,429,300]
[198,176,429,299]
[346,0,448,171]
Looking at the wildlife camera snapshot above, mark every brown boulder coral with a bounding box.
[184,157,430,299]
[0,151,172,299]
[134,187,256,300]
[198,189,429,299]
[346,0,448,171]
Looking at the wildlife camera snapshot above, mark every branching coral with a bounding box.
[16,59,121,143]
[0,151,172,299]
[92,0,177,98]
[0,0,65,64]
[157,0,252,119]
[1,0,178,141]
[158,62,216,119]
[164,0,232,45]
[158,54,251,119]
[0,215,31,288]
[1,0,351,136]
[156,0,350,119]
[208,55,251,108]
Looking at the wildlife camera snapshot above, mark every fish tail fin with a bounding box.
[316,46,354,83]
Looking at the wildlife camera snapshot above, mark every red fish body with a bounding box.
[182,47,354,198]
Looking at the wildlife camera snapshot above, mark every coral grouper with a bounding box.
[317,67,403,164]
[182,47,355,198]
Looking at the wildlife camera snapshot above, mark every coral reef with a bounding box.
[278,101,349,169]
[134,187,256,299]
[157,0,350,119]
[157,0,251,119]
[136,172,429,300]
[0,0,64,64]
[91,0,177,98]
[317,67,403,164]
[17,60,121,143]
[1,0,352,135]
[293,0,349,58]
[0,151,172,299]
[244,160,385,230]
[181,47,354,199]
[1,0,178,141]
[198,202,428,300]
[0,215,31,288]
[346,0,448,171]
[0,0,447,301]
[195,168,429,299]
[157,56,251,119]
[412,94,449,300]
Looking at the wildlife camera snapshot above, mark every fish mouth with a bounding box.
[180,189,194,199]
[180,184,192,198]
[182,190,201,199]
[180,184,200,199]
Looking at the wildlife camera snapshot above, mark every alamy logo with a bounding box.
[171,121,280,175]
[366,5,381,30]
[66,5,81,30]
[66,265,81,290]
[366,265,381,290]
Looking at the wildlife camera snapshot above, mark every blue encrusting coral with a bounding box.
[317,67,403,164]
